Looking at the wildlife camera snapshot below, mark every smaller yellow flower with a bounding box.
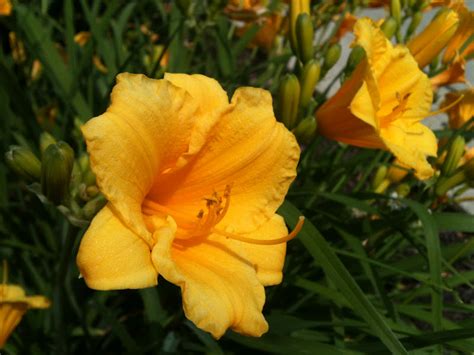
[0,266,50,349]
[74,31,92,47]
[442,89,474,129]
[442,2,474,63]
[316,18,437,180]
[0,0,12,16]
[407,8,459,68]
[430,57,465,89]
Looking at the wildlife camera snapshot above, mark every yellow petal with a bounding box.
[24,296,50,309]
[151,229,268,339]
[0,303,27,349]
[380,122,437,180]
[239,214,287,286]
[163,73,229,170]
[76,204,158,290]
[443,4,474,63]
[148,87,300,234]
[82,74,199,243]
[407,9,459,68]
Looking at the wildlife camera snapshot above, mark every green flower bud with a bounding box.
[5,146,41,181]
[396,183,411,198]
[381,17,398,39]
[323,43,342,71]
[293,116,317,144]
[299,60,321,109]
[442,135,465,177]
[278,74,301,129]
[41,141,75,205]
[82,194,107,220]
[346,45,366,75]
[296,13,314,63]
[405,12,423,41]
[372,165,388,190]
[39,132,57,155]
[390,0,402,27]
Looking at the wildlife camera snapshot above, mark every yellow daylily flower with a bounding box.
[430,57,465,88]
[76,73,301,338]
[316,18,437,180]
[0,284,50,348]
[442,89,474,129]
[407,8,459,68]
[0,0,11,16]
[442,1,474,63]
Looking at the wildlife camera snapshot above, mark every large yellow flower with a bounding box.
[0,284,50,348]
[76,73,300,338]
[316,18,437,180]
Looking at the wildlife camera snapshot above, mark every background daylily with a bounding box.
[0,284,50,348]
[443,89,474,129]
[316,18,437,180]
[77,73,300,338]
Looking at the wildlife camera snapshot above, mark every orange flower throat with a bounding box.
[142,185,304,245]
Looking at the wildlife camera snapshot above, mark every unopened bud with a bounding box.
[299,60,321,109]
[323,43,342,72]
[390,0,402,27]
[5,146,41,181]
[387,162,409,183]
[39,132,57,155]
[41,142,75,205]
[82,194,107,220]
[442,135,465,177]
[372,165,388,190]
[278,74,301,129]
[290,0,311,55]
[405,12,423,40]
[346,45,366,75]
[381,17,398,39]
[396,183,410,198]
[293,116,317,144]
[296,13,314,63]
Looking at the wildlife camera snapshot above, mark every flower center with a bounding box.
[142,185,303,245]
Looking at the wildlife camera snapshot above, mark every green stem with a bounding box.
[435,170,466,196]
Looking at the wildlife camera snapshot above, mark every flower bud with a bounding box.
[387,161,409,183]
[82,194,107,220]
[381,17,398,39]
[296,13,314,63]
[299,59,320,109]
[293,116,317,144]
[390,0,402,28]
[41,142,75,205]
[290,0,310,54]
[323,43,342,72]
[441,135,465,177]
[396,183,410,198]
[371,165,387,190]
[5,146,41,181]
[346,45,366,75]
[39,132,57,155]
[278,74,301,129]
[405,12,422,40]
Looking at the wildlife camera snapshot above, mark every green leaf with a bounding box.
[279,200,408,354]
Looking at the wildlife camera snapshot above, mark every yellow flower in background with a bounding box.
[316,18,437,180]
[430,57,465,88]
[0,0,11,16]
[407,8,459,68]
[442,1,474,63]
[442,89,474,129]
[76,73,301,338]
[0,283,50,348]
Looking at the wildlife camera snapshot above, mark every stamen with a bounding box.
[212,216,305,245]
[391,94,465,120]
